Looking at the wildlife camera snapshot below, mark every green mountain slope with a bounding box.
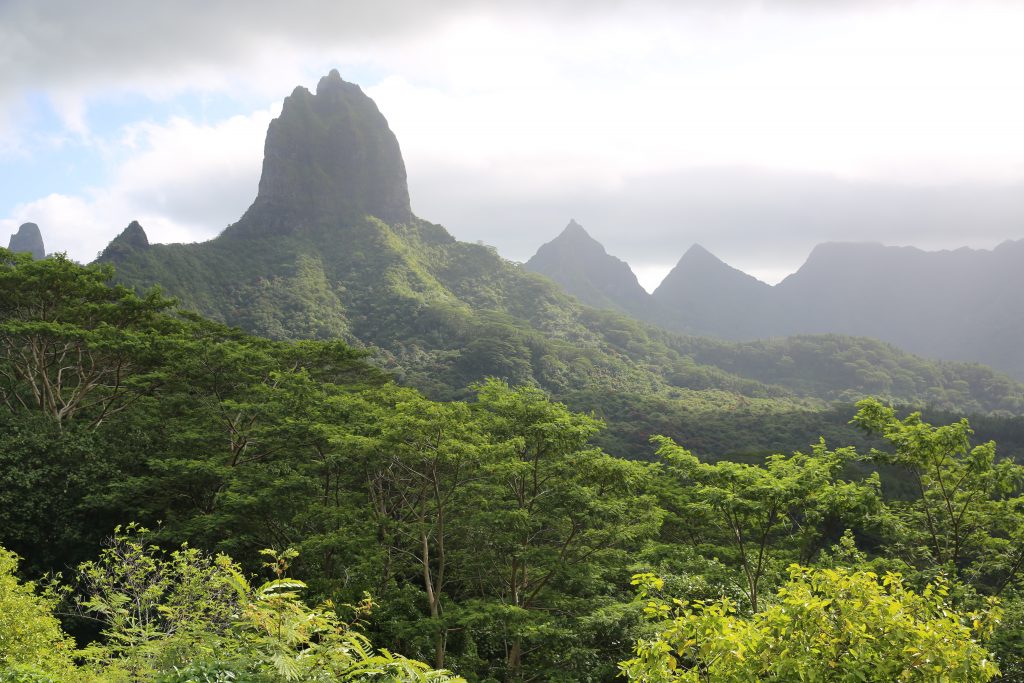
[98,71,1024,457]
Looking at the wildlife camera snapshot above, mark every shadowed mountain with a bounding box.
[227,69,412,235]
[95,71,1024,453]
[769,239,1024,379]
[7,222,45,259]
[652,244,773,338]
[525,219,653,315]
[642,238,1024,380]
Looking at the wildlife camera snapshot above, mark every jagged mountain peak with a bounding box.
[119,220,150,247]
[676,242,721,264]
[229,69,411,235]
[650,243,773,338]
[525,220,651,314]
[543,219,607,255]
[561,218,588,237]
[316,68,355,98]
[8,222,45,259]
[654,244,769,300]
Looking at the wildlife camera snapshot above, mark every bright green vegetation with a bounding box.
[3,250,1024,681]
[1,531,461,682]
[95,77,1024,460]
[622,566,1002,682]
[101,211,1024,462]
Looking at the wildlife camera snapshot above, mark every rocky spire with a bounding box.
[238,69,412,231]
[8,222,45,259]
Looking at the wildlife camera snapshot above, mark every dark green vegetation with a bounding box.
[96,74,1024,464]
[8,71,1024,680]
[3,249,1024,681]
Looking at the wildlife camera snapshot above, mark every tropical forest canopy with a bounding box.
[2,248,1024,681]
[4,70,1024,681]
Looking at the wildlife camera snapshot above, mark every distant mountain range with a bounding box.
[526,223,1024,380]
[15,70,1023,456]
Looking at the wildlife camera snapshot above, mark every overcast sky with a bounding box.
[2,0,1024,289]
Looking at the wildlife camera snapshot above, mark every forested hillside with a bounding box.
[96,72,1024,463]
[6,70,1024,681]
[2,249,1023,681]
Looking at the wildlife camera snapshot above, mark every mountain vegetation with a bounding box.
[2,247,1024,681]
[94,71,1024,463]
[6,71,1024,680]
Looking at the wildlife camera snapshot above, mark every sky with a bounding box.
[2,1,1024,291]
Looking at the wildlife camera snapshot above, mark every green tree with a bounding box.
[0,547,77,679]
[464,379,663,681]
[75,528,463,682]
[621,565,1002,682]
[652,436,881,611]
[0,250,174,429]
[359,387,487,669]
[853,399,1024,590]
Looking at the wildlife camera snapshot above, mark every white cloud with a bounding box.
[5,0,1024,276]
[3,104,278,262]
[367,2,1024,191]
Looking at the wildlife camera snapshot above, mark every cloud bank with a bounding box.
[3,0,1024,282]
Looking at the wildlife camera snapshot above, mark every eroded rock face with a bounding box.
[8,222,45,259]
[241,69,412,230]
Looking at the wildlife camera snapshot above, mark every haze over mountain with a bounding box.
[767,239,1024,380]
[524,219,651,316]
[525,227,1024,381]
[651,244,773,339]
[93,71,1024,458]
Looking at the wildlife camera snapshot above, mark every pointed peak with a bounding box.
[232,70,412,233]
[654,242,769,300]
[120,220,150,248]
[560,219,591,239]
[99,221,149,261]
[678,243,722,264]
[315,68,355,97]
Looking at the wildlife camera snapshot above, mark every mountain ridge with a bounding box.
[94,72,1024,458]
[523,226,1024,380]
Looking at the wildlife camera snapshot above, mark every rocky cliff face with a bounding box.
[525,219,653,315]
[229,69,411,236]
[7,222,45,259]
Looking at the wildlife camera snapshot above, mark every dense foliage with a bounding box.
[1,532,461,682]
[99,212,1024,462]
[622,567,1002,682]
[3,250,1024,681]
